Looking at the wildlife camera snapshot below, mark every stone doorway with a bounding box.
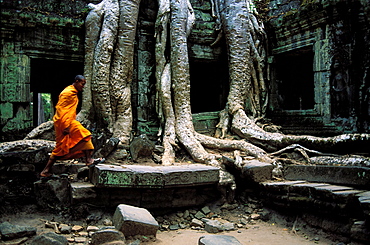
[189,60,229,114]
[275,47,315,110]
[30,58,84,127]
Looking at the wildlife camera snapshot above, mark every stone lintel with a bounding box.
[91,164,220,188]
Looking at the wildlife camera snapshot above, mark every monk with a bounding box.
[40,75,103,177]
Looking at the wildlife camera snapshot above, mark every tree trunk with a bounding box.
[169,0,217,164]
[78,0,141,146]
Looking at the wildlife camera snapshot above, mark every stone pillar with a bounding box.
[313,36,331,123]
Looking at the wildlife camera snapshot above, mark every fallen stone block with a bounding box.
[6,163,35,172]
[242,160,274,182]
[91,227,125,245]
[59,224,71,234]
[221,222,235,231]
[34,178,71,210]
[190,218,204,228]
[74,236,88,243]
[198,234,242,245]
[169,224,180,230]
[113,204,159,237]
[71,182,97,204]
[0,221,37,241]
[202,218,223,233]
[27,232,68,245]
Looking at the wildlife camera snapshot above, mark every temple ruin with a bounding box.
[1,0,370,243]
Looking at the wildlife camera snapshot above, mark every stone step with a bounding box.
[241,161,370,190]
[258,180,370,243]
[284,165,370,188]
[90,164,220,188]
[357,191,370,217]
[259,180,369,219]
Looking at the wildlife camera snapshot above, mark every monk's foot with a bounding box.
[86,158,105,168]
[40,172,52,178]
[40,172,59,181]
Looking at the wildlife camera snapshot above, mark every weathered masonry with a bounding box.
[0,0,93,141]
[267,0,370,135]
[1,0,369,141]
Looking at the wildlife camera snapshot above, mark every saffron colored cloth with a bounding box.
[51,85,93,159]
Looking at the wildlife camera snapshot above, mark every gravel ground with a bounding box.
[0,203,356,245]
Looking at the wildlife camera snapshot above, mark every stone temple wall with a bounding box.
[0,0,99,141]
[267,0,370,135]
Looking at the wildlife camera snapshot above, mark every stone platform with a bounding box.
[69,163,222,211]
[90,164,220,188]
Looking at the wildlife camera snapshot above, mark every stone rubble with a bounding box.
[155,201,264,234]
[0,200,265,244]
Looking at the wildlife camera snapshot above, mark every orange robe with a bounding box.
[51,85,93,159]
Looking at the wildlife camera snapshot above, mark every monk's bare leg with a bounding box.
[40,156,56,177]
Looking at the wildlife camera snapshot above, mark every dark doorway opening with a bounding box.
[190,60,229,113]
[30,58,84,127]
[275,47,315,110]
